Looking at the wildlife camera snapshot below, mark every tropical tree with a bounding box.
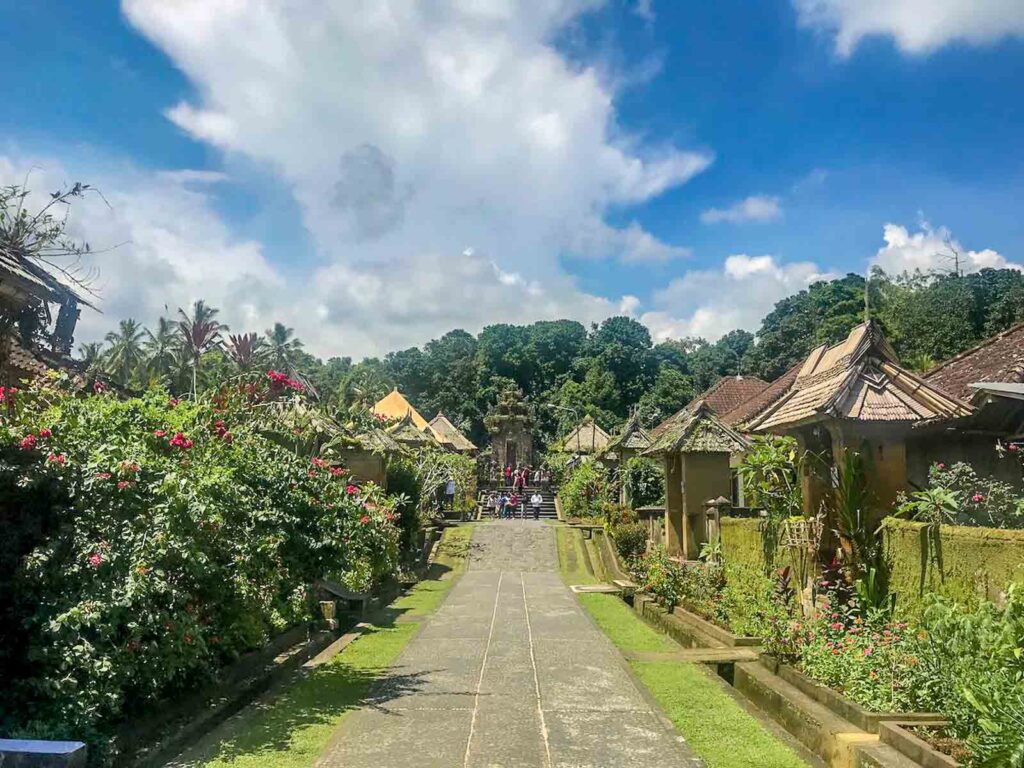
[265,322,303,371]
[226,332,267,373]
[103,318,146,388]
[142,316,180,384]
[177,300,227,393]
[76,341,103,373]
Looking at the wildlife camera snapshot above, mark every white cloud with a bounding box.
[794,0,1024,56]
[105,0,709,356]
[700,195,782,225]
[870,222,1020,275]
[642,254,832,341]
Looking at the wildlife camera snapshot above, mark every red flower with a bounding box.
[1010,443,1020,453]
[0,386,15,404]
[222,431,233,443]
[360,515,370,524]
[972,493,985,503]
[830,622,843,631]
[95,472,112,480]
[330,466,346,477]
[169,432,193,450]
[117,480,131,490]
[88,552,103,568]
[93,380,105,393]
[153,429,167,438]
[311,457,327,468]
[39,428,52,438]
[18,434,36,451]
[168,398,179,407]
[346,484,360,495]
[936,462,946,470]
[46,452,67,465]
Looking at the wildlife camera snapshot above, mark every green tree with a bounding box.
[142,317,181,383]
[177,300,228,394]
[636,366,695,427]
[103,318,146,388]
[265,322,304,371]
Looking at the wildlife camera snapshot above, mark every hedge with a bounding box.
[883,517,1024,615]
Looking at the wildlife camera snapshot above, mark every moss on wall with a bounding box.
[884,518,1024,615]
[721,517,765,571]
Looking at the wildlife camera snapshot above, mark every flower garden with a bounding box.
[0,372,410,763]
[560,436,1024,768]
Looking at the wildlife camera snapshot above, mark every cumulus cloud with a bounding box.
[108,0,710,356]
[641,254,832,341]
[870,222,1020,275]
[700,195,782,225]
[794,0,1024,56]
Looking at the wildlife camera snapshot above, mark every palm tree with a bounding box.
[143,317,180,384]
[104,319,146,388]
[265,322,304,371]
[177,300,228,394]
[77,341,103,376]
[226,332,267,373]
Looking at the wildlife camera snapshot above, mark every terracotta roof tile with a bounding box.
[924,321,1024,400]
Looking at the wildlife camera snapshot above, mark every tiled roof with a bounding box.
[643,401,749,455]
[428,412,477,452]
[724,364,800,430]
[560,418,612,454]
[650,375,769,439]
[747,322,972,431]
[923,321,1024,401]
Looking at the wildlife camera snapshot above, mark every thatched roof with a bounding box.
[643,401,749,455]
[559,418,612,454]
[428,412,477,453]
[746,322,972,432]
[354,424,403,454]
[605,412,652,454]
[372,388,430,431]
[924,321,1024,401]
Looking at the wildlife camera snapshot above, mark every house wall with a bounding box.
[342,451,387,487]
[907,432,1023,489]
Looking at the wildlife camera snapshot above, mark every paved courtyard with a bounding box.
[316,521,702,768]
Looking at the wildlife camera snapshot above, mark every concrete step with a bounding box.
[855,743,922,768]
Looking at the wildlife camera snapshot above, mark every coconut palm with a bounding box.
[104,318,146,388]
[77,341,104,379]
[226,332,267,373]
[177,300,228,394]
[143,317,180,383]
[265,322,304,371]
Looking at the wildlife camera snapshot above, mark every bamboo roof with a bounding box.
[746,322,973,432]
[643,400,749,455]
[372,388,430,431]
[428,412,477,453]
[605,412,652,453]
[559,418,612,454]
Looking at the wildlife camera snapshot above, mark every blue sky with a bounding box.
[2,1,1023,358]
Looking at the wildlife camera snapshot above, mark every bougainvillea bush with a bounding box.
[0,374,398,761]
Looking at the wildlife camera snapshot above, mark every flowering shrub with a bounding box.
[899,462,1024,529]
[632,547,684,609]
[0,375,398,760]
[559,460,612,521]
[611,522,648,561]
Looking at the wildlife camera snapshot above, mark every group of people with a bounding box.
[488,488,544,519]
[501,463,551,491]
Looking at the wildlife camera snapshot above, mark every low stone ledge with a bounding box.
[877,722,960,768]
[670,604,761,648]
[632,594,726,649]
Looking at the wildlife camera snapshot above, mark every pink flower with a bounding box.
[222,431,233,444]
[308,469,318,478]
[346,484,360,495]
[46,453,67,465]
[330,466,346,477]
[936,462,946,470]
[95,472,112,480]
[39,428,52,438]
[169,432,193,450]
[153,429,167,438]
[88,552,103,568]
[360,515,370,524]
[1009,443,1020,453]
[18,434,37,451]
[168,398,179,407]
[311,457,327,468]
[972,493,985,503]
[93,380,105,393]
[117,480,130,490]
[830,622,843,631]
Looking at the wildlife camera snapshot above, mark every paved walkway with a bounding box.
[316,522,702,768]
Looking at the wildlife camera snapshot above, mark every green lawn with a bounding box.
[554,524,600,585]
[561,528,809,768]
[173,525,474,768]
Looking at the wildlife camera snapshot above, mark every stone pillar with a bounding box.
[664,453,684,557]
[705,496,731,554]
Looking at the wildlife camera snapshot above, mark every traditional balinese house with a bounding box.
[372,388,432,432]
[559,417,612,455]
[1,245,93,385]
[428,412,477,455]
[643,401,749,559]
[386,410,437,450]
[339,425,402,487]
[603,412,653,504]
[744,321,972,519]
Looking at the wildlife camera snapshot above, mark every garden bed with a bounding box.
[878,722,963,768]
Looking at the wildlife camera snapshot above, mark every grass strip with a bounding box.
[554,525,599,585]
[559,528,808,768]
[176,525,473,768]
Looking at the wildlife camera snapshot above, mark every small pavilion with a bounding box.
[745,321,972,518]
[559,417,612,455]
[604,412,653,504]
[643,401,748,559]
[428,413,478,455]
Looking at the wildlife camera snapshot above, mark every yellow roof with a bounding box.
[372,388,430,431]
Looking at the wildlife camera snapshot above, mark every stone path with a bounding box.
[315,522,702,768]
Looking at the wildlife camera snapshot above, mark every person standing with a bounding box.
[498,491,509,518]
[530,490,543,520]
[504,464,512,487]
[444,476,456,511]
[508,491,520,519]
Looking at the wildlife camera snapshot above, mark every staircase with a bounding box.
[478,486,558,519]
